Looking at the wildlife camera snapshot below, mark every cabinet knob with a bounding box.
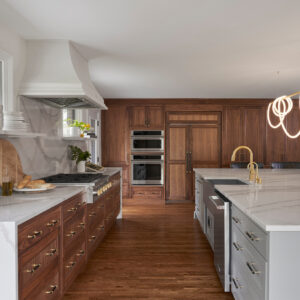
[68,207,77,212]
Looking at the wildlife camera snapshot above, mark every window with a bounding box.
[63,108,101,165]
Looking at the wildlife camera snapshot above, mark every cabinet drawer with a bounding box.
[232,205,268,259]
[232,224,267,296]
[19,230,59,294]
[23,268,59,300]
[87,200,105,232]
[231,258,264,300]
[132,188,163,199]
[62,192,85,221]
[63,206,86,250]
[18,207,60,253]
[63,239,86,284]
[87,223,105,256]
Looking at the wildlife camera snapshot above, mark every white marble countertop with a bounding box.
[0,186,86,225]
[194,168,300,232]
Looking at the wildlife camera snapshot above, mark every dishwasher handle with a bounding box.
[208,195,224,210]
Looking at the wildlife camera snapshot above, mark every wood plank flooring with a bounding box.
[63,198,234,300]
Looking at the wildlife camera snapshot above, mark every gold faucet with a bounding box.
[231,146,256,181]
[248,162,262,184]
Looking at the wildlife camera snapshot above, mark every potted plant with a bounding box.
[65,119,92,137]
[69,145,91,172]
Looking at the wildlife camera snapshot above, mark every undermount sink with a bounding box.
[207,179,248,185]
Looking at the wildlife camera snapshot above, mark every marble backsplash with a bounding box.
[7,97,89,179]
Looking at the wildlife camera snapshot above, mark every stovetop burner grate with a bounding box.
[42,173,107,183]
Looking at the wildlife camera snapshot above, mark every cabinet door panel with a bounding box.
[102,106,128,164]
[243,108,265,163]
[148,106,164,129]
[169,127,187,161]
[168,164,187,200]
[130,107,146,128]
[167,126,189,201]
[191,126,220,163]
[222,107,243,165]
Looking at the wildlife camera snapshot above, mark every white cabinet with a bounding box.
[231,204,300,300]
[194,175,206,232]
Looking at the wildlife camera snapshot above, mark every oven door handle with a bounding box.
[208,196,224,210]
[131,160,163,164]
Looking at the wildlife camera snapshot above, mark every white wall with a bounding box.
[0,21,26,111]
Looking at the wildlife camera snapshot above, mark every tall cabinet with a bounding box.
[166,112,221,202]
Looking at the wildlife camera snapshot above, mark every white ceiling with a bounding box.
[1,0,300,99]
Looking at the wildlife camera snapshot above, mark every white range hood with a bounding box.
[19,40,107,109]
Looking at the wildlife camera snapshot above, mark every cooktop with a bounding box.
[42,173,108,183]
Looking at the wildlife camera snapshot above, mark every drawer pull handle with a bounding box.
[78,222,85,229]
[34,230,43,237]
[26,263,41,273]
[76,250,85,256]
[66,231,76,237]
[233,242,243,251]
[68,207,77,212]
[245,231,260,241]
[46,219,58,227]
[232,277,243,289]
[46,249,57,256]
[246,262,261,275]
[88,235,96,242]
[97,225,105,231]
[66,261,76,269]
[45,285,57,294]
[77,202,82,206]
[89,212,96,217]
[27,234,35,239]
[232,216,240,224]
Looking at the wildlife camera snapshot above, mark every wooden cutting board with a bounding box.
[0,139,24,186]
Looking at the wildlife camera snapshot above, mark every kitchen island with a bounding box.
[194,168,300,300]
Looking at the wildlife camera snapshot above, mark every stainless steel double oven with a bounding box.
[130,130,164,185]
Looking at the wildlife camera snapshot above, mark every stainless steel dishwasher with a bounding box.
[203,178,247,292]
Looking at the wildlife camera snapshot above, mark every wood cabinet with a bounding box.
[129,106,164,129]
[166,112,221,201]
[18,174,121,300]
[222,106,265,166]
[18,207,61,300]
[102,106,130,198]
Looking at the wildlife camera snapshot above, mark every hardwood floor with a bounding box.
[63,198,234,300]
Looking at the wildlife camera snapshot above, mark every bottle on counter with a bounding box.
[2,168,13,196]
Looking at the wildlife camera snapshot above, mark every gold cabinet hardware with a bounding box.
[33,230,43,237]
[246,262,261,275]
[245,231,260,241]
[233,242,243,251]
[76,250,85,256]
[77,222,85,229]
[26,263,41,273]
[66,261,76,269]
[66,231,76,237]
[88,235,96,242]
[46,219,58,227]
[27,234,35,239]
[89,212,96,217]
[97,226,105,231]
[46,249,57,256]
[67,207,77,212]
[45,285,57,294]
[77,201,82,206]
[232,216,240,224]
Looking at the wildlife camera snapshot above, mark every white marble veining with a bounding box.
[0,186,86,225]
[194,168,300,232]
[7,97,88,179]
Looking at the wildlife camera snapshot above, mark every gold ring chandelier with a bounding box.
[267,92,300,139]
